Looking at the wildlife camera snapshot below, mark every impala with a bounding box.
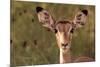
[36,6,93,64]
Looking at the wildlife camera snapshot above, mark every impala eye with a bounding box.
[70,28,74,33]
[54,29,58,33]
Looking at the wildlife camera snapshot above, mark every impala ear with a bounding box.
[36,6,56,31]
[73,9,88,28]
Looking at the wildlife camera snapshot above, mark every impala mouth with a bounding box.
[63,47,67,50]
[61,46,70,53]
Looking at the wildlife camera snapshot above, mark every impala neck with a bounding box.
[60,48,71,63]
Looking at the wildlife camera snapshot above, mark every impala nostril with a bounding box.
[62,43,68,47]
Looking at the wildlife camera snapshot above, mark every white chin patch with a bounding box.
[61,46,70,53]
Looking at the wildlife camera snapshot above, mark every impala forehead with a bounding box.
[56,22,72,32]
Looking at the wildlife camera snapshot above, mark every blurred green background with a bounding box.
[11,0,95,66]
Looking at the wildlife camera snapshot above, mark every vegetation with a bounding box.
[11,1,95,66]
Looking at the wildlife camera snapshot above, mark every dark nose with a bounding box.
[36,6,43,13]
[62,43,68,47]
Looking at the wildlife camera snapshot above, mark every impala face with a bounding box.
[36,6,88,52]
[55,21,73,51]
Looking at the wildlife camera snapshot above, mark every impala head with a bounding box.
[55,21,73,51]
[36,6,88,51]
